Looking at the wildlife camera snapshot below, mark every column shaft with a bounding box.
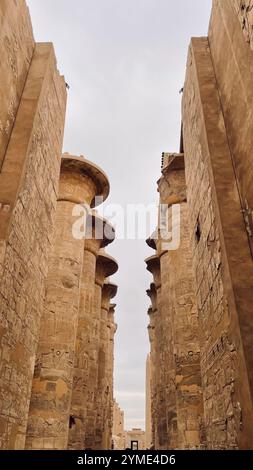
[25,200,84,450]
[84,281,103,448]
[26,156,109,450]
[67,247,97,449]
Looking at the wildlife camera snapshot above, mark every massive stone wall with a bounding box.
[209,0,253,256]
[182,36,253,449]
[0,39,67,448]
[146,2,253,450]
[0,1,117,451]
[0,0,34,169]
[112,400,125,450]
[232,0,253,49]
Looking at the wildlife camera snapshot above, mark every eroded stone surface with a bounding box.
[146,155,203,450]
[182,37,253,449]
[0,0,34,169]
[0,39,67,449]
[232,0,253,48]
[0,1,117,452]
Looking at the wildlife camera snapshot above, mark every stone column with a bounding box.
[67,215,115,450]
[95,284,117,450]
[26,155,109,450]
[85,252,118,449]
[148,307,157,449]
[145,256,170,450]
[147,308,155,448]
[157,154,203,450]
[107,303,117,450]
[145,353,152,449]
[146,285,158,449]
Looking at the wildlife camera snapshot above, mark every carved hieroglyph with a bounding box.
[232,0,253,48]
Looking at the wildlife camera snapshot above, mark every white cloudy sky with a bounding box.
[27,0,212,430]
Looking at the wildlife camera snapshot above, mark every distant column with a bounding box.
[146,282,160,449]
[85,252,118,449]
[145,354,152,450]
[26,155,109,450]
[145,256,169,449]
[95,283,117,450]
[68,215,115,450]
[107,304,118,450]
[157,153,203,450]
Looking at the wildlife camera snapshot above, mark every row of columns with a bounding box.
[25,154,118,450]
[145,153,204,450]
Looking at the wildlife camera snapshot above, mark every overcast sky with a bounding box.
[27,0,212,430]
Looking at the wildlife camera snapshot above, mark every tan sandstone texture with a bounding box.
[146,0,253,450]
[146,154,203,450]
[112,400,125,450]
[0,1,67,449]
[0,1,118,450]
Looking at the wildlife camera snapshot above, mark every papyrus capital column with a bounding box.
[145,255,161,291]
[59,154,109,206]
[147,283,158,313]
[85,252,118,449]
[68,215,115,450]
[26,155,109,450]
[107,303,117,450]
[95,283,118,450]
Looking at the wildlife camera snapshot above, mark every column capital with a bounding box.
[95,251,118,287]
[146,229,169,259]
[101,282,118,311]
[108,304,117,335]
[157,153,186,206]
[146,229,158,251]
[146,283,157,312]
[109,303,116,316]
[59,154,110,206]
[145,255,161,289]
[147,324,155,343]
[147,306,154,316]
[84,213,115,256]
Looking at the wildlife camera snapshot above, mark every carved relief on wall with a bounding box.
[233,0,253,49]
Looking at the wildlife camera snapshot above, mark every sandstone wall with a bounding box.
[0,0,34,169]
[209,0,253,256]
[0,39,67,449]
[182,37,253,449]
[232,0,253,50]
[124,429,146,450]
[0,0,118,452]
[112,401,125,450]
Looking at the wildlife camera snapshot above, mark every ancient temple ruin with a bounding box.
[1,0,253,452]
[146,0,253,451]
[0,0,118,450]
